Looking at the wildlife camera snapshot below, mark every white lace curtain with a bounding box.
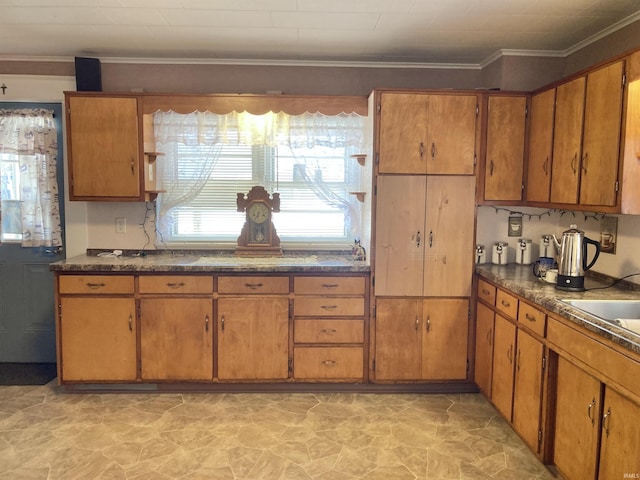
[153,110,366,241]
[0,109,63,247]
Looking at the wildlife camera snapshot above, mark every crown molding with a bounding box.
[565,10,640,56]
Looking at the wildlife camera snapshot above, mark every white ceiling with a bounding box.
[1,0,640,66]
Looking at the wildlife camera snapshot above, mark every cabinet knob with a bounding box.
[205,314,209,332]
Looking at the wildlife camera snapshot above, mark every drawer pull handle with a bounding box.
[128,314,133,332]
[205,314,209,332]
[507,344,513,364]
[166,282,185,289]
[221,315,225,332]
[415,316,419,331]
[587,398,596,425]
[322,360,337,367]
[320,329,337,335]
[321,305,337,310]
[482,288,490,296]
[525,313,536,322]
[86,282,106,289]
[602,407,612,437]
[501,300,511,308]
[486,328,492,346]
[321,283,339,289]
[245,283,263,289]
[426,317,431,332]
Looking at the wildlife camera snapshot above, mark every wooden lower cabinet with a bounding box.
[217,297,289,380]
[490,313,516,419]
[293,347,363,380]
[140,298,213,380]
[474,301,494,396]
[59,297,137,381]
[598,387,640,479]
[374,298,469,381]
[554,356,602,480]
[512,329,545,454]
[554,356,640,480]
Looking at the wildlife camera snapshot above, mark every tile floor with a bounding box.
[0,382,555,479]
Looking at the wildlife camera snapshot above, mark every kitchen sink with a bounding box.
[562,299,640,321]
[561,299,640,334]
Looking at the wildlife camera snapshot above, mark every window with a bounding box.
[155,111,366,249]
[0,152,24,241]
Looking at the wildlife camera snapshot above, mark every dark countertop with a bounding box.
[476,264,640,356]
[50,252,371,274]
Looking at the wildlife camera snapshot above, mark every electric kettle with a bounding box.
[552,225,601,291]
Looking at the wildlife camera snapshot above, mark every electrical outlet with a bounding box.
[115,217,127,233]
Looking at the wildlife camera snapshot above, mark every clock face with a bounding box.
[248,202,269,224]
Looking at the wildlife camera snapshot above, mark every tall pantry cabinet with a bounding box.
[371,90,479,383]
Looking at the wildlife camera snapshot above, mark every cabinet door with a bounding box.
[374,175,426,296]
[579,61,625,207]
[60,297,137,381]
[598,387,640,479]
[554,356,601,480]
[427,94,477,175]
[217,297,289,380]
[423,176,475,297]
[491,314,516,420]
[512,329,545,453]
[550,77,585,204]
[374,298,422,380]
[526,89,555,203]
[67,96,141,199]
[422,299,468,380]
[474,302,495,396]
[484,95,527,201]
[378,93,429,174]
[140,298,213,380]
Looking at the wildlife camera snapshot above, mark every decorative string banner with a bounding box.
[488,206,607,223]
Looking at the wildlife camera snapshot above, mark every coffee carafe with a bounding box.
[552,225,601,291]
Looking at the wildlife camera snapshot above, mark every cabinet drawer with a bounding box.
[294,319,364,344]
[477,279,496,305]
[294,297,364,317]
[218,276,289,294]
[496,289,518,319]
[293,347,364,379]
[59,275,134,294]
[294,276,365,295]
[518,301,546,337]
[138,275,213,294]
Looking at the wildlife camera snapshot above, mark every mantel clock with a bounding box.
[235,186,282,256]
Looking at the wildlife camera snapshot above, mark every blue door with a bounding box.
[0,102,65,362]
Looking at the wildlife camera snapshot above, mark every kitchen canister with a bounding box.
[515,238,532,265]
[492,242,509,265]
[540,234,555,258]
[475,245,486,265]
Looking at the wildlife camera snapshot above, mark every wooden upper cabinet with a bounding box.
[66,94,143,201]
[483,95,527,201]
[374,175,475,297]
[579,60,625,207]
[526,89,555,203]
[374,175,426,297]
[377,92,478,174]
[423,175,475,297]
[426,94,478,175]
[550,77,585,204]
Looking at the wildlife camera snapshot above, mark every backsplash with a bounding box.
[476,206,640,285]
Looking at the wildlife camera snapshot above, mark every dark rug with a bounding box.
[0,363,57,385]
